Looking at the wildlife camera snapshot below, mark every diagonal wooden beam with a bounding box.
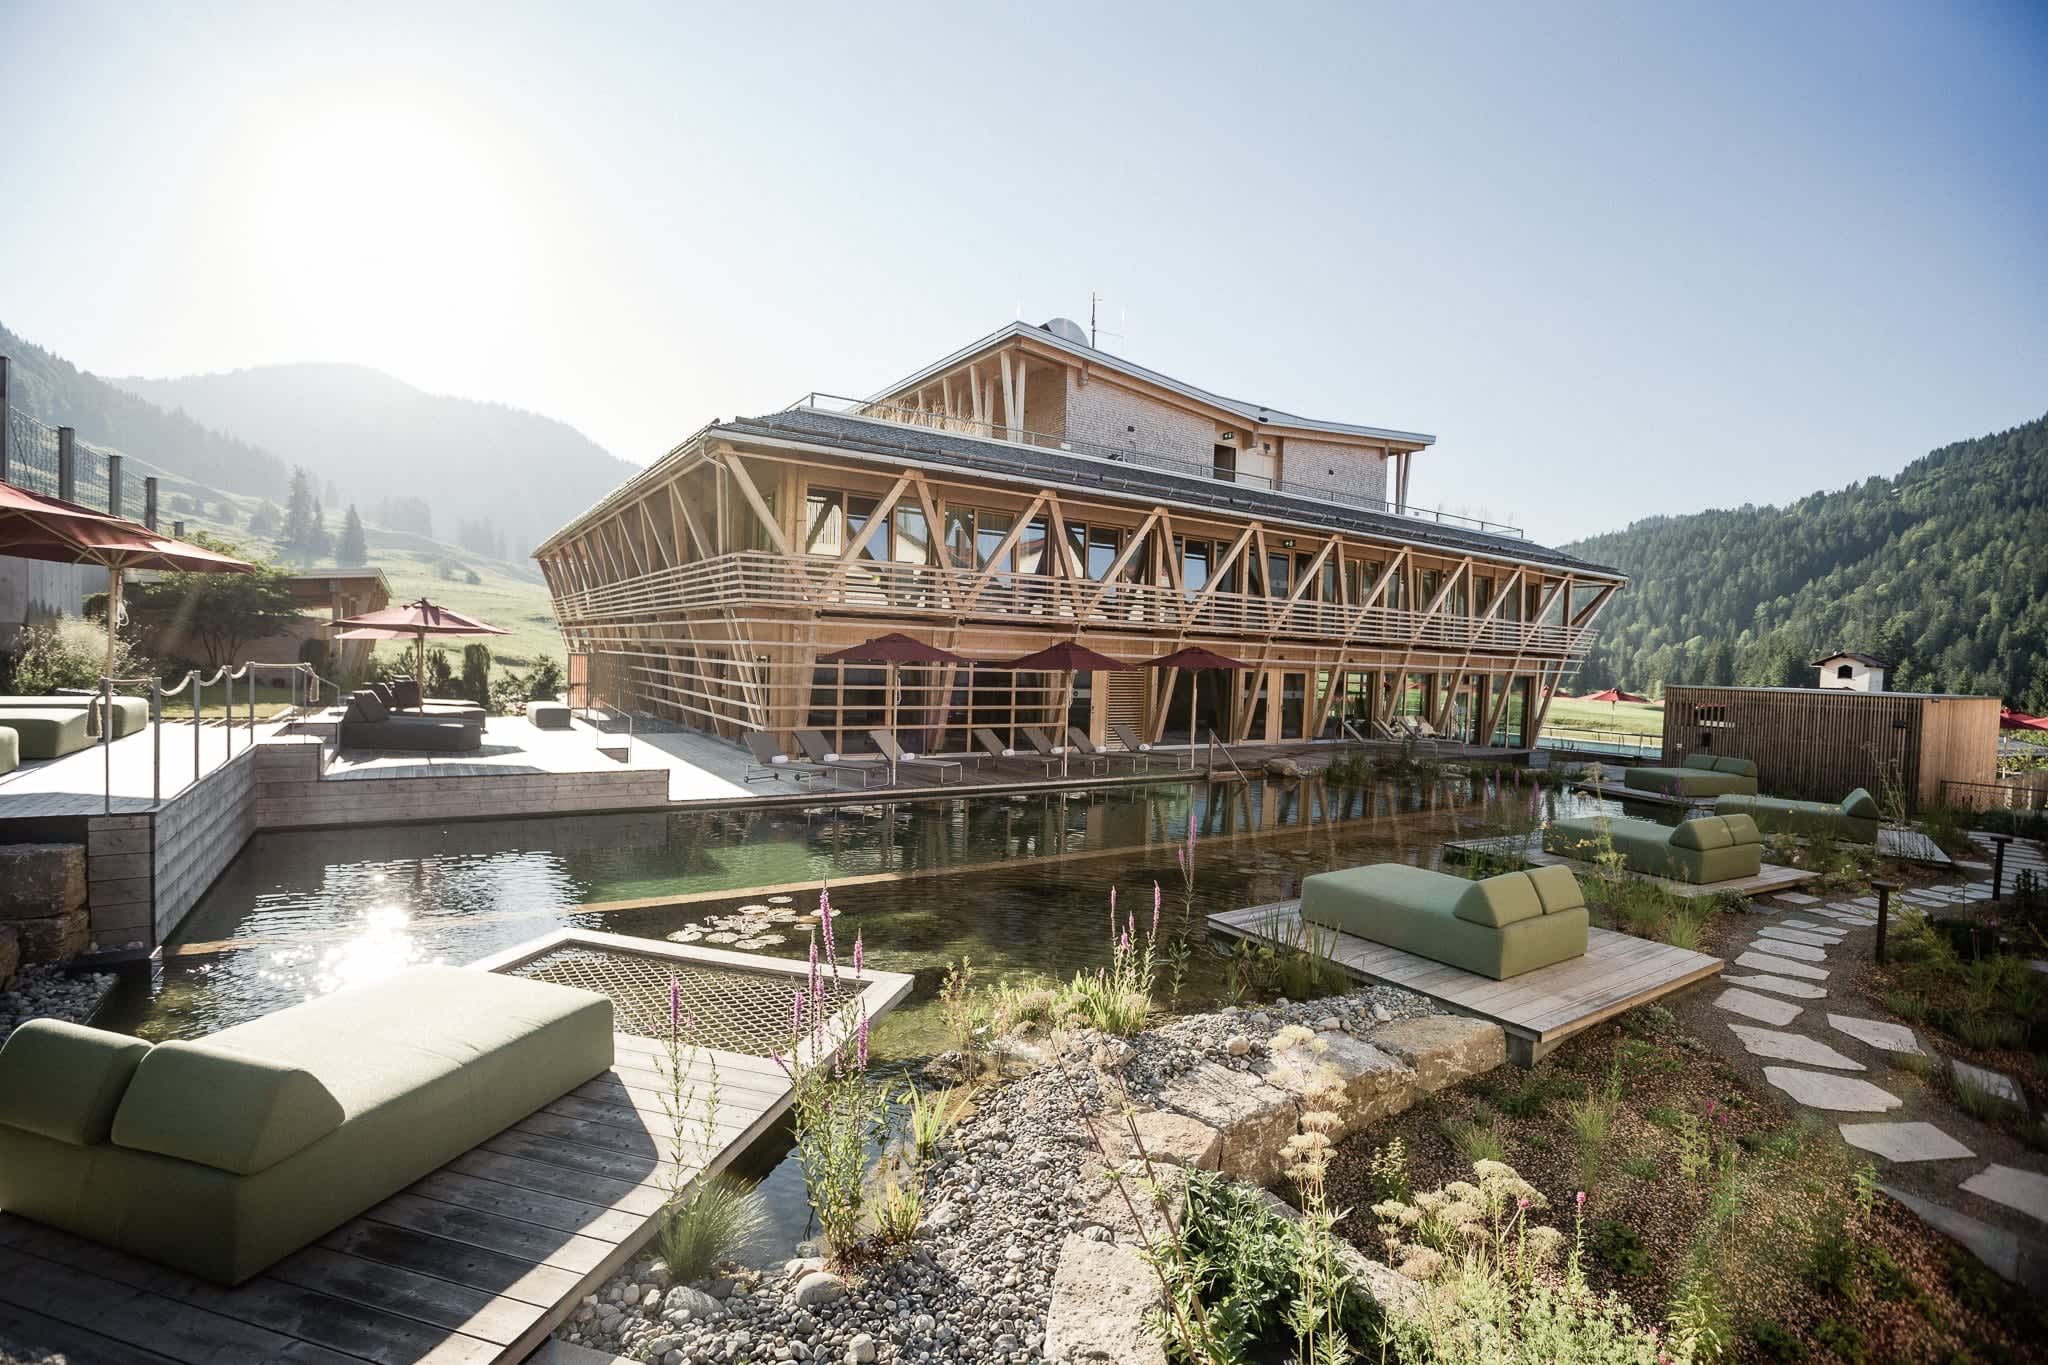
[719,451,794,556]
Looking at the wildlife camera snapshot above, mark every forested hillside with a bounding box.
[1,323,286,496]
[1564,413,2048,709]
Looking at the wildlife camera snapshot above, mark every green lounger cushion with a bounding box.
[0,695,149,737]
[0,727,16,775]
[112,1042,344,1175]
[0,966,614,1284]
[1714,788,1880,843]
[1623,754,1760,798]
[1545,814,1763,883]
[1301,864,1588,980]
[0,707,92,759]
[0,1020,152,1145]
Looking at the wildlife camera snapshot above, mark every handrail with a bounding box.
[579,699,634,761]
[787,392,1525,539]
[90,661,339,812]
[1207,729,1250,784]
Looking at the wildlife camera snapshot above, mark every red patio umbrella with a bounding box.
[1580,687,1649,705]
[993,640,1135,776]
[1999,707,2048,732]
[0,480,255,694]
[818,633,973,780]
[1139,646,1250,764]
[329,597,510,692]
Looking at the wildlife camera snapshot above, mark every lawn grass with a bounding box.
[1542,695,1667,739]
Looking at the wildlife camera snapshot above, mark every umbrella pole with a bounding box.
[888,662,898,785]
[104,566,120,813]
[1188,676,1198,772]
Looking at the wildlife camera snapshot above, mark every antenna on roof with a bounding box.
[1089,292,1123,350]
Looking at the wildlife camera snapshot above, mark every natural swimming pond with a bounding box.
[92,771,1635,1257]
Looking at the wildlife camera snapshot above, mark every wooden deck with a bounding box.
[1444,831,1821,899]
[1210,901,1723,1065]
[0,932,912,1365]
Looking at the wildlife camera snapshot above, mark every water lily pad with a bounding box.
[767,895,795,905]
[705,931,740,944]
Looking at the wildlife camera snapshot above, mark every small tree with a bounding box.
[461,643,492,705]
[423,646,455,696]
[337,505,368,566]
[126,544,303,670]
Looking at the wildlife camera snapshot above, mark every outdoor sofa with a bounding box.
[1544,812,1763,884]
[0,965,613,1285]
[1298,863,1589,980]
[0,706,92,760]
[1715,787,1880,844]
[1622,753,1759,798]
[338,690,483,752]
[383,678,486,728]
[0,693,150,739]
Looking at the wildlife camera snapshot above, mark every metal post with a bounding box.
[190,671,201,784]
[248,669,256,742]
[144,477,159,531]
[151,679,162,806]
[102,675,113,816]
[172,520,184,539]
[1990,834,2012,900]
[58,427,77,502]
[106,453,124,517]
[225,671,234,758]
[1871,879,1897,964]
[0,355,10,484]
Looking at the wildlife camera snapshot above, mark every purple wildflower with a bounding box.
[1152,882,1162,937]
[669,975,682,1037]
[808,937,821,1002]
[791,987,804,1037]
[853,929,864,975]
[818,884,836,971]
[856,1004,869,1070]
[1576,1190,1586,1208]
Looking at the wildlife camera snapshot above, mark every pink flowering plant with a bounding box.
[1055,883,1164,1036]
[776,885,887,1265]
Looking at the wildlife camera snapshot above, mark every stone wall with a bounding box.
[151,743,259,943]
[1063,371,1220,467]
[1281,436,1390,504]
[246,741,672,830]
[0,844,89,969]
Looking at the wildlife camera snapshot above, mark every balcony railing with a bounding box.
[784,393,1525,539]
[550,551,1593,657]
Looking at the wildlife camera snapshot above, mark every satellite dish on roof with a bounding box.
[1041,316,1089,347]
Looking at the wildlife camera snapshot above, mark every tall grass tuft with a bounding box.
[658,1173,765,1282]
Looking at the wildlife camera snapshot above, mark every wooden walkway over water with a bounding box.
[1211,901,1722,1064]
[0,933,912,1364]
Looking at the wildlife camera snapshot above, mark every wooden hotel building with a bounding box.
[535,320,1626,756]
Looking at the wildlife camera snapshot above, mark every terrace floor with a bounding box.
[1209,901,1724,1064]
[0,932,913,1365]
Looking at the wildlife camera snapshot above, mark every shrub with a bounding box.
[1367,1136,1412,1204]
[1667,1265,1732,1362]
[1812,1318,1864,1363]
[1444,1117,1506,1164]
[1621,1156,1660,1180]
[1746,1319,1807,1360]
[1954,1075,2016,1123]
[8,618,142,694]
[1801,1215,1858,1297]
[1589,1219,1652,1277]
[657,1173,764,1282]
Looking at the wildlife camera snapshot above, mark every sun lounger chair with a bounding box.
[1023,726,1107,776]
[868,730,964,784]
[338,690,482,752]
[1543,813,1763,884]
[1110,721,1157,756]
[1715,788,1879,844]
[387,677,486,728]
[1069,725,1149,773]
[0,706,93,759]
[743,731,828,785]
[1300,863,1589,980]
[0,693,150,738]
[793,729,889,789]
[975,727,1059,776]
[1624,753,1757,798]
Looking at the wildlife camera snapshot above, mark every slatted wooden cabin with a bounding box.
[1659,686,2000,814]
[536,320,1626,757]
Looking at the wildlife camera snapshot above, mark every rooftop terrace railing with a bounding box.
[549,549,1594,658]
[785,393,1525,540]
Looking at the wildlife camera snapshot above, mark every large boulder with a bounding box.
[1369,1016,1506,1092]
[1043,1233,1167,1365]
[13,909,88,964]
[1092,1109,1223,1170]
[0,925,17,987]
[0,844,86,921]
[1151,1061,1302,1185]
[1078,1159,1190,1248]
[1257,1033,1417,1141]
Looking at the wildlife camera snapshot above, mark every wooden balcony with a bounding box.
[549,551,1593,659]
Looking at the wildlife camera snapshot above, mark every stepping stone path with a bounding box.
[1757,926,1838,949]
[1840,1122,1974,1163]
[1728,1023,1865,1070]
[1779,917,1846,935]
[1714,987,1803,1027]
[1961,1167,2048,1226]
[1763,1066,1903,1112]
[1734,950,1830,980]
[1776,892,1820,905]
[1719,972,1827,999]
[1953,1059,2028,1112]
[1827,1014,1924,1055]
[1746,936,1827,962]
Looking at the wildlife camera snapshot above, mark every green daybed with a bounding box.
[0,965,613,1285]
[1299,863,1589,981]
[1544,813,1763,884]
[1716,787,1880,844]
[0,693,150,738]
[1623,753,1760,798]
[0,726,16,775]
[0,706,92,759]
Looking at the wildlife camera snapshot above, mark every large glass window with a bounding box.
[976,510,1014,571]
[893,505,932,566]
[1018,516,1047,575]
[943,507,975,571]
[847,497,882,561]
[1181,538,1209,596]
[1266,553,1291,599]
[804,491,845,556]
[1088,527,1120,581]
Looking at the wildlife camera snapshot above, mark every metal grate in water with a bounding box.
[506,944,861,1056]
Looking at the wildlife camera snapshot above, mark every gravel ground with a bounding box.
[0,964,115,1046]
[560,985,1436,1364]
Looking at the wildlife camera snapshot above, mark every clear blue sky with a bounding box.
[2,1,2042,543]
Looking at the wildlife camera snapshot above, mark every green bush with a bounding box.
[1588,1219,1652,1277]
[1745,1319,1807,1360]
[1812,1318,1864,1363]
[1801,1216,1858,1297]
[7,618,141,694]
[656,1173,764,1282]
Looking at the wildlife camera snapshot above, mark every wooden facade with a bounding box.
[536,332,1624,758]
[1659,686,2000,814]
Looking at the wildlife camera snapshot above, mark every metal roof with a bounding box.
[870,321,1438,448]
[717,407,1621,579]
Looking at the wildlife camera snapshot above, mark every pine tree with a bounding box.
[337,505,368,566]
[280,468,317,561]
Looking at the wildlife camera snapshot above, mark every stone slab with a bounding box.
[1827,1014,1923,1056]
[1044,1233,1168,1365]
[1763,1066,1901,1112]
[1953,1060,2027,1112]
[1095,1110,1223,1171]
[0,925,16,987]
[1367,1016,1506,1093]
[1961,1166,2048,1226]
[1714,987,1803,1027]
[1729,1023,1865,1070]
[1779,917,1847,935]
[1720,972,1828,1000]
[1746,937,1826,962]
[1883,1184,2048,1291]
[1758,926,1838,949]
[1774,892,1820,905]
[0,844,87,920]
[1735,950,1830,981]
[1152,1062,1300,1185]
[1257,1033,1416,1141]
[1839,1121,1974,1163]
